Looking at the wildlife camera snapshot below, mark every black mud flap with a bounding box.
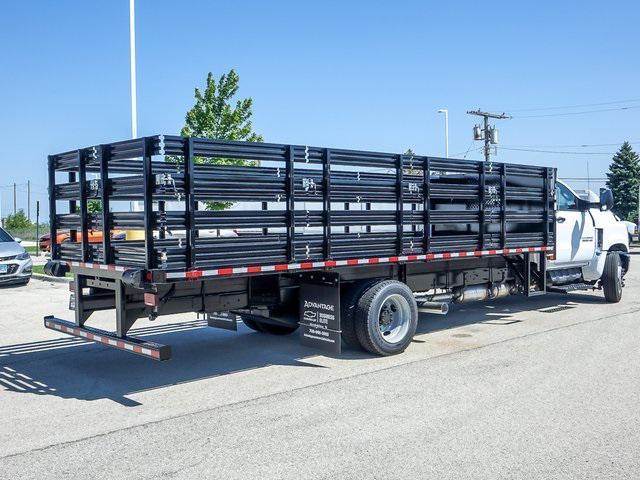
[298,271,341,354]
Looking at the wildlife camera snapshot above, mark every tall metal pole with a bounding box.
[27,180,31,221]
[437,109,449,158]
[129,0,138,139]
[36,201,40,257]
[13,183,16,215]
[129,0,139,214]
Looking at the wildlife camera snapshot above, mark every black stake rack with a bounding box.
[48,135,555,278]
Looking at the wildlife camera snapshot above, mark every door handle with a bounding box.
[557,217,566,223]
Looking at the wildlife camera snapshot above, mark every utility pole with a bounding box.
[466,109,511,162]
[27,180,31,221]
[13,183,16,215]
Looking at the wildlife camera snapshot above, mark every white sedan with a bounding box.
[0,227,32,286]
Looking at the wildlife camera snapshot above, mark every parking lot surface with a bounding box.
[1,255,639,479]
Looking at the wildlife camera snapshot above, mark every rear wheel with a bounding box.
[355,280,418,356]
[340,280,379,349]
[241,314,298,335]
[602,252,623,303]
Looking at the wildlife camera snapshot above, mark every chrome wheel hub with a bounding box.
[377,294,411,344]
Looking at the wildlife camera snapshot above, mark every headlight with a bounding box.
[16,252,30,260]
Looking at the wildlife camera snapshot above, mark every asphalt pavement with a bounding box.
[0,254,639,479]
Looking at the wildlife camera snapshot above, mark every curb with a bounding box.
[31,273,72,284]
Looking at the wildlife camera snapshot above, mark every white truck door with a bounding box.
[552,183,596,266]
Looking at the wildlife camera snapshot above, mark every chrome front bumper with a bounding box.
[0,258,33,285]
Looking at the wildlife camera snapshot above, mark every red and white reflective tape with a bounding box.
[44,317,167,360]
[67,261,127,272]
[165,245,552,280]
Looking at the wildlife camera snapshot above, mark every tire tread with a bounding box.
[602,252,622,303]
[354,280,417,356]
[340,280,379,349]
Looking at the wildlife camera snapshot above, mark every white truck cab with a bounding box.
[548,180,629,301]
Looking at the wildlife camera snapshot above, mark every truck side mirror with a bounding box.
[599,189,614,211]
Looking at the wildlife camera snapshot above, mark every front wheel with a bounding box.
[602,252,623,303]
[355,280,418,356]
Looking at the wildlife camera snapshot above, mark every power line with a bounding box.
[506,98,640,112]
[450,143,483,158]
[463,146,484,159]
[511,105,640,119]
[500,147,615,155]
[563,177,608,181]
[502,141,640,149]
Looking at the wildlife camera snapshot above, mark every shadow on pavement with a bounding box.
[415,290,605,335]
[0,290,608,406]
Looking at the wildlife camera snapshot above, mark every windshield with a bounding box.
[0,227,14,242]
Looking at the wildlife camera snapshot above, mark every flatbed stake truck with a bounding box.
[43,135,630,360]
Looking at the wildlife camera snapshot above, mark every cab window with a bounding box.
[556,183,577,210]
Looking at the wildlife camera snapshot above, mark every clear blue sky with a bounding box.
[1,0,638,218]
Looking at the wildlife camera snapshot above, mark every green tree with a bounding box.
[4,210,32,229]
[606,142,640,221]
[404,148,418,175]
[178,70,263,211]
[87,200,103,213]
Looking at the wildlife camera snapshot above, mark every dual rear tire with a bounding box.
[242,279,420,355]
[343,280,419,356]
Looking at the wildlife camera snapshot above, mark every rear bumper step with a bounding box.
[43,316,171,361]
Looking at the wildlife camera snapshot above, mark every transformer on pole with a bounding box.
[467,109,511,162]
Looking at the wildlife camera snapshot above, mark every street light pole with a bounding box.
[437,109,449,158]
[129,0,139,214]
[129,0,138,139]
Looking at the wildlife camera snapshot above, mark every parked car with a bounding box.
[39,229,125,252]
[0,227,32,286]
